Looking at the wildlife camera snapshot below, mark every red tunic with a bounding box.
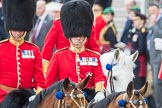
[41,19,100,61]
[94,16,107,46]
[46,47,106,89]
[0,40,46,102]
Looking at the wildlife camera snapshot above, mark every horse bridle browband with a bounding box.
[57,88,86,108]
[121,90,147,108]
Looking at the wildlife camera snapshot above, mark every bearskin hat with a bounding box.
[94,0,109,10]
[60,0,94,38]
[2,0,36,32]
[62,0,94,7]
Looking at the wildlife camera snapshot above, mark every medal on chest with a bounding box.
[79,57,98,66]
[132,34,138,42]
[21,50,35,59]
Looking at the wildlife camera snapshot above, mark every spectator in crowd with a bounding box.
[127,12,147,89]
[93,0,111,50]
[41,0,99,74]
[147,3,162,108]
[120,0,137,44]
[0,0,46,105]
[92,0,109,18]
[116,5,141,49]
[99,7,118,54]
[46,1,62,19]
[30,0,53,51]
[46,0,106,103]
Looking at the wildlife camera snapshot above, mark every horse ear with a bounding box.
[63,77,70,91]
[130,51,139,62]
[139,81,148,96]
[77,75,90,89]
[126,81,134,97]
[114,48,120,60]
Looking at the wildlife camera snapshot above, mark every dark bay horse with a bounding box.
[89,81,148,108]
[1,76,90,108]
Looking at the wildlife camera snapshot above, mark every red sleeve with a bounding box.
[85,26,100,53]
[41,20,59,61]
[46,53,59,87]
[34,47,46,89]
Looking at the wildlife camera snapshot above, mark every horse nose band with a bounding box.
[70,89,86,108]
[120,90,148,108]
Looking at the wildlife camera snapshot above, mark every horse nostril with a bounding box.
[113,76,117,80]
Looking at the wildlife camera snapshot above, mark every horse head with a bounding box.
[100,48,139,93]
[28,75,90,108]
[60,76,90,108]
[117,81,148,108]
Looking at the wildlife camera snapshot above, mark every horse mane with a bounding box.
[28,80,76,108]
[1,89,33,108]
[27,80,64,108]
[91,92,124,108]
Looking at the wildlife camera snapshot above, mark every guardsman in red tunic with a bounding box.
[46,0,106,103]
[0,0,46,103]
[41,0,100,74]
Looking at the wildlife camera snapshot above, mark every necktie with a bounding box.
[32,18,41,43]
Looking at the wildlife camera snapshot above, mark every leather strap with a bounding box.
[0,84,17,93]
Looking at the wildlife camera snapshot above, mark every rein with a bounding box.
[106,59,117,93]
[57,88,86,108]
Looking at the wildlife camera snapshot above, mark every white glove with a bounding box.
[29,95,36,101]
[154,38,162,51]
[94,91,105,102]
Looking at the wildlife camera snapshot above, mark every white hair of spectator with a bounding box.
[46,2,62,12]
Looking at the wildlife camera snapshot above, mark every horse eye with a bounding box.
[113,76,117,80]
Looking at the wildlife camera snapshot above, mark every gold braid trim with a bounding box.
[99,25,110,45]
[111,24,117,36]
[42,59,49,76]
[95,81,105,92]
[99,22,117,45]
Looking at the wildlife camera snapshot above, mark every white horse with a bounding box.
[100,48,139,94]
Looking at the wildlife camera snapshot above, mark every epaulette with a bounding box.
[54,17,60,21]
[109,22,113,27]
[55,47,68,53]
[141,27,146,33]
[85,48,100,55]
[25,41,39,47]
[0,39,8,43]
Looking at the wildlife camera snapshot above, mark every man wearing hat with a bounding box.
[46,0,106,103]
[99,7,118,54]
[41,0,99,75]
[93,0,111,18]
[0,0,46,104]
[124,12,147,89]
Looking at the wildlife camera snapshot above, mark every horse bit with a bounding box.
[121,90,148,108]
[57,88,86,108]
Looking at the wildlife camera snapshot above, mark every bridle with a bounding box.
[106,59,117,93]
[57,88,86,108]
[121,90,148,108]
